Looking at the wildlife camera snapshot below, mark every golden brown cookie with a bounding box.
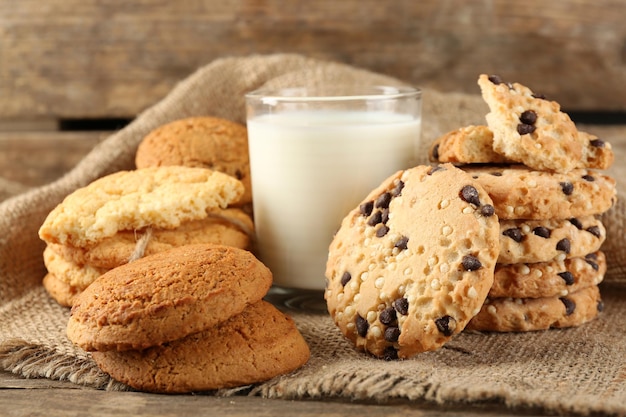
[429,125,509,164]
[67,244,272,352]
[430,125,613,170]
[478,74,584,173]
[467,285,602,332]
[498,216,606,264]
[91,301,310,393]
[43,245,108,291]
[51,208,254,270]
[325,164,500,359]
[135,117,252,205]
[490,252,606,299]
[462,165,616,220]
[578,130,615,170]
[39,166,244,248]
[42,273,82,308]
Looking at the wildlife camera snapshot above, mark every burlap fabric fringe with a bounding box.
[1,54,625,416]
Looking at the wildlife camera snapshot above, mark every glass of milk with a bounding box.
[245,85,422,308]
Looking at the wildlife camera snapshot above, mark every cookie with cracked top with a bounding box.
[467,285,602,332]
[430,125,614,170]
[135,117,252,205]
[91,301,310,393]
[498,216,606,264]
[462,165,616,220]
[325,163,500,359]
[39,166,244,248]
[490,251,606,299]
[478,74,584,173]
[67,244,272,352]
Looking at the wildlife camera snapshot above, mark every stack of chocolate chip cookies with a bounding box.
[430,74,617,332]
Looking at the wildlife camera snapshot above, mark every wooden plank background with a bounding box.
[1,0,625,122]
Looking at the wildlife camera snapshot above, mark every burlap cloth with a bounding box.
[1,54,625,416]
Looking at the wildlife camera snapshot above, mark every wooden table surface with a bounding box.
[0,123,624,417]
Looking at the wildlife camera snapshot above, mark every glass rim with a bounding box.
[245,85,421,103]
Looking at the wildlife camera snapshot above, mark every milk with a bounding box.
[247,110,421,290]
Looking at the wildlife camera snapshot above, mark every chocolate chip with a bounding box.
[340,271,352,286]
[382,346,398,361]
[532,226,551,238]
[532,93,547,100]
[586,226,602,238]
[520,110,538,125]
[461,255,482,271]
[435,316,455,336]
[356,314,369,337]
[585,253,598,261]
[503,228,524,243]
[360,201,374,217]
[556,238,571,254]
[481,204,495,217]
[582,174,595,182]
[560,297,576,316]
[394,236,409,251]
[517,123,536,135]
[590,138,605,148]
[376,225,390,238]
[379,307,397,325]
[557,271,575,285]
[367,210,383,226]
[429,165,446,175]
[432,144,440,160]
[488,74,503,84]
[597,300,605,312]
[490,171,503,176]
[393,298,409,315]
[390,180,405,197]
[381,208,390,224]
[569,218,583,230]
[384,326,401,342]
[586,259,599,271]
[375,192,392,209]
[560,182,574,195]
[460,185,481,206]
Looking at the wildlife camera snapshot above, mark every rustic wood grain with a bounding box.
[0,131,105,186]
[1,0,624,121]
[0,371,534,417]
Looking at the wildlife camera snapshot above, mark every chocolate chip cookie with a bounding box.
[490,252,606,299]
[430,125,614,170]
[325,164,500,359]
[462,165,616,220]
[429,125,509,164]
[498,216,606,264]
[467,285,602,332]
[478,74,584,173]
